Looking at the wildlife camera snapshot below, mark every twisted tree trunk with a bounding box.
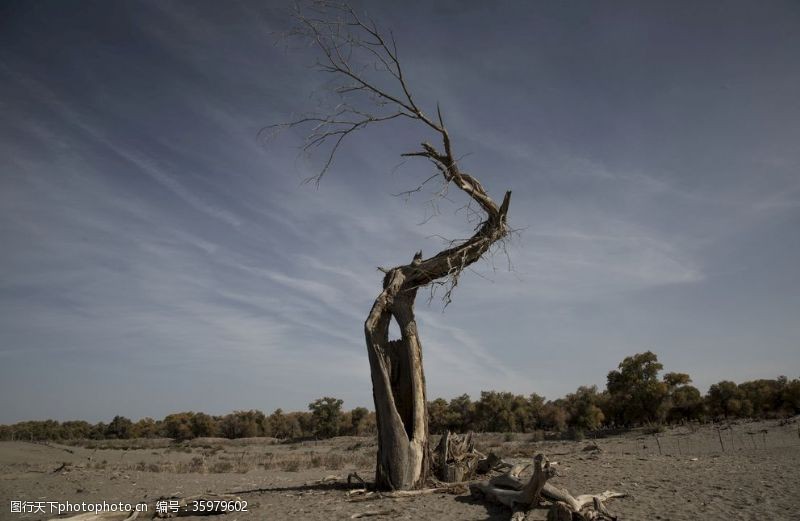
[365,174,511,490]
[365,283,428,490]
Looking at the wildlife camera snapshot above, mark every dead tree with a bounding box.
[470,454,626,521]
[273,2,511,490]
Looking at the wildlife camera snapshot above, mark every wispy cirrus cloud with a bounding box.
[1,0,798,423]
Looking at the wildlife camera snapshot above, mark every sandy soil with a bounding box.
[1,419,798,520]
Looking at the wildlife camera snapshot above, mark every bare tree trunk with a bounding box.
[365,192,510,490]
[365,283,428,489]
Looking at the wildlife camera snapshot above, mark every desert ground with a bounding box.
[1,419,798,521]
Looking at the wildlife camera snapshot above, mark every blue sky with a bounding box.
[1,0,798,423]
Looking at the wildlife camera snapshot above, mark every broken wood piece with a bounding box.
[542,484,626,514]
[489,463,530,490]
[347,491,376,502]
[547,502,573,521]
[470,453,626,520]
[470,454,554,510]
[347,471,367,487]
[434,431,483,482]
[476,451,513,475]
[384,485,467,498]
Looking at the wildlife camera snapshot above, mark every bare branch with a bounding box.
[274,0,513,300]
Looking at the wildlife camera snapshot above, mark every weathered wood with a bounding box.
[489,463,529,490]
[434,431,482,482]
[470,454,554,510]
[470,453,625,521]
[366,285,430,490]
[546,502,573,521]
[437,431,450,481]
[476,452,512,475]
[543,486,626,514]
[347,471,367,488]
[347,484,468,502]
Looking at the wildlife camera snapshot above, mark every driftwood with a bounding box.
[470,454,554,511]
[469,453,626,521]
[542,487,626,515]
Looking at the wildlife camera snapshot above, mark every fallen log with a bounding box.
[489,463,530,490]
[470,454,554,510]
[542,487,626,514]
[469,453,625,521]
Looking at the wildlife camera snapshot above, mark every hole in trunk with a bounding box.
[389,315,401,341]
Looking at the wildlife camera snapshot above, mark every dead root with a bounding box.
[469,453,626,521]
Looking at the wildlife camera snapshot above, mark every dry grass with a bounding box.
[261,450,366,472]
[78,438,378,475]
[65,438,174,450]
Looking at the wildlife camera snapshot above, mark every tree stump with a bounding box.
[434,431,484,482]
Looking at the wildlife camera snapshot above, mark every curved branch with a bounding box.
[279,0,512,295]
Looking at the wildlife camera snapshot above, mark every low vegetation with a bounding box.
[2,352,798,442]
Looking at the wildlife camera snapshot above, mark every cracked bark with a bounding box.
[365,181,510,490]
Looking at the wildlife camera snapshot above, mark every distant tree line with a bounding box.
[0,397,375,442]
[2,352,798,442]
[428,352,800,437]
